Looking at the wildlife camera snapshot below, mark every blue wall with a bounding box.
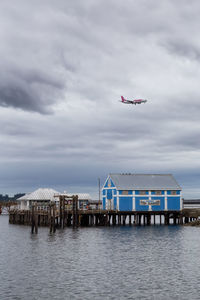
[114,197,117,210]
[167,197,180,210]
[135,197,149,211]
[102,197,106,210]
[151,197,165,211]
[107,189,112,200]
[119,197,132,211]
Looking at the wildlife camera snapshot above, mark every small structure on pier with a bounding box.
[66,193,92,209]
[102,174,182,212]
[17,188,60,210]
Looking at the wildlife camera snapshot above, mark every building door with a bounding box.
[107,190,113,209]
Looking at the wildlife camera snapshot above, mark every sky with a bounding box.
[1,0,200,198]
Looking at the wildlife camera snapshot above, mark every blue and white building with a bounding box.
[102,174,182,211]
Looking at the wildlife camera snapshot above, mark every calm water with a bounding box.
[1,216,200,300]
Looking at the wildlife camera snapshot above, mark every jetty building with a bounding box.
[17,188,92,210]
[102,174,182,212]
[17,188,60,210]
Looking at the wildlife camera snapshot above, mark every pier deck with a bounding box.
[8,194,200,233]
[9,208,198,231]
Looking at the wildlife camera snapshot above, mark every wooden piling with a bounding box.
[129,215,132,226]
[31,204,38,234]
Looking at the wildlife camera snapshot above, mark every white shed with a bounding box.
[17,188,60,210]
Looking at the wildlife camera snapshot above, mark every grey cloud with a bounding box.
[163,39,200,62]
[0,68,66,113]
[1,0,200,197]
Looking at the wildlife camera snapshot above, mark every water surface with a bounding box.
[0,216,200,299]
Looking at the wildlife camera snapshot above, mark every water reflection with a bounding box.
[1,216,200,299]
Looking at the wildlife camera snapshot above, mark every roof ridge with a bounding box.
[110,173,173,176]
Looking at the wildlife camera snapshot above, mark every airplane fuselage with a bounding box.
[120,96,147,105]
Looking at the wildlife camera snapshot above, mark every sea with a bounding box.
[0,215,200,300]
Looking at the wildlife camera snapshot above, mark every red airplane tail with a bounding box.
[121,96,125,102]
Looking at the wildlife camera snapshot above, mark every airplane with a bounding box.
[120,96,147,105]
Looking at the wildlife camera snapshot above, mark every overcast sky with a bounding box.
[1,0,200,198]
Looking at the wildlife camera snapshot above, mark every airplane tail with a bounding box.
[121,96,125,102]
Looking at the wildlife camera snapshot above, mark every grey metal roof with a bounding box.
[17,188,60,201]
[109,174,181,190]
[67,193,91,200]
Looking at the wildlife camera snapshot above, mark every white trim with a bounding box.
[102,176,110,189]
[117,196,119,210]
[164,197,167,210]
[180,192,183,210]
[132,197,135,211]
[134,194,180,198]
[118,195,133,197]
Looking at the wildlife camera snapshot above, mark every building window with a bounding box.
[171,191,177,195]
[122,190,129,195]
[152,191,162,195]
[139,191,148,195]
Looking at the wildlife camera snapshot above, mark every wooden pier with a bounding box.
[9,209,184,227]
[8,195,200,233]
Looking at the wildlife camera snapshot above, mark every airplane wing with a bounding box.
[125,100,134,104]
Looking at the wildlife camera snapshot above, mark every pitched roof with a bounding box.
[109,174,181,190]
[17,188,60,201]
[67,193,91,200]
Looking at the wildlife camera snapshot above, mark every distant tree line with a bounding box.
[0,193,25,202]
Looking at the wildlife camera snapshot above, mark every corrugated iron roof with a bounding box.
[17,188,60,201]
[67,193,91,200]
[109,174,181,190]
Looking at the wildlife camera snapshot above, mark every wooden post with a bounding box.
[108,215,111,226]
[49,204,52,233]
[35,206,38,233]
[95,214,98,226]
[72,195,78,227]
[31,203,38,234]
[147,214,151,225]
[143,215,146,226]
[135,214,138,225]
[135,214,137,225]
[173,214,177,225]
[129,215,132,226]
[59,196,62,228]
[53,203,56,233]
[62,197,65,228]
[113,214,116,225]
[118,214,121,225]
[123,215,126,226]
[31,204,35,234]
[139,214,141,226]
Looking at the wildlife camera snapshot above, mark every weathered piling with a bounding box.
[9,207,200,230]
[72,195,78,227]
[49,203,56,233]
[31,204,38,234]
